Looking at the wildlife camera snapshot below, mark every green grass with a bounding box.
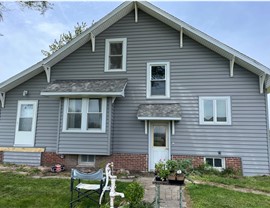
[187,184,270,208]
[0,172,130,208]
[192,174,270,193]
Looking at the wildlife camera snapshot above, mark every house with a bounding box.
[0,1,270,176]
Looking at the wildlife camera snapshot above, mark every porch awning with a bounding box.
[137,103,181,120]
[40,79,128,97]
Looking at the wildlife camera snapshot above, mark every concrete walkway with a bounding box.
[137,177,187,208]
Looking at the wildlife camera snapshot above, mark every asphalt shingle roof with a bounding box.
[137,103,181,120]
[41,79,127,94]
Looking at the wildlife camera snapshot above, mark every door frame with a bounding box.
[148,121,171,171]
[14,100,38,147]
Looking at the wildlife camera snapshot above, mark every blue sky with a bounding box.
[1,1,270,83]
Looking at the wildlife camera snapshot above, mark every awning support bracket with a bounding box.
[172,121,175,135]
[145,121,148,135]
[0,92,5,108]
[111,97,116,104]
[134,2,138,23]
[90,33,95,52]
[42,64,51,83]
[180,27,183,48]
[230,56,235,77]
[259,73,266,94]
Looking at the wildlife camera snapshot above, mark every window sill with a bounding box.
[146,96,171,99]
[104,69,126,72]
[62,130,106,133]
[199,122,231,126]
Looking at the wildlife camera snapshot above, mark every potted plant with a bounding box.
[155,160,170,181]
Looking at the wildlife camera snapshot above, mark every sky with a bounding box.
[0,1,270,83]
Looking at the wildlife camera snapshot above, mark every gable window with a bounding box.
[78,155,95,166]
[105,38,127,72]
[63,98,107,132]
[147,62,170,98]
[204,157,225,170]
[199,96,231,125]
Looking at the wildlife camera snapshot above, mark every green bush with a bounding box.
[124,182,144,207]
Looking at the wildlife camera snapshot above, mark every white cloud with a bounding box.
[35,22,69,39]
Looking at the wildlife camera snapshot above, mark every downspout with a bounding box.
[56,99,62,154]
[265,93,270,174]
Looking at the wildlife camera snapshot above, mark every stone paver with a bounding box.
[137,177,187,208]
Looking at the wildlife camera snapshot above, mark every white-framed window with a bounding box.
[63,98,107,133]
[104,38,127,72]
[199,96,231,125]
[204,157,225,171]
[78,155,95,166]
[146,62,170,99]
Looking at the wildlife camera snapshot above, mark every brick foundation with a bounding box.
[225,157,242,172]
[41,152,78,169]
[40,152,242,173]
[172,155,242,173]
[96,153,148,172]
[172,155,204,168]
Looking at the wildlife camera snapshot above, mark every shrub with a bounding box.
[124,182,144,207]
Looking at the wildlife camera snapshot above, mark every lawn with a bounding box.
[187,184,270,208]
[0,172,129,208]
[191,174,270,193]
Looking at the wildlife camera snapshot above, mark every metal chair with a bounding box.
[70,168,105,208]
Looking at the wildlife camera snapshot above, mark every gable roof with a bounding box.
[1,1,270,93]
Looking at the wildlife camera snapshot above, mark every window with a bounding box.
[105,38,127,72]
[204,157,225,170]
[199,97,231,125]
[67,99,82,129]
[63,98,107,132]
[147,62,170,98]
[78,155,95,166]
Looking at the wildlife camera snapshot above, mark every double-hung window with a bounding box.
[105,38,127,72]
[63,98,106,132]
[147,62,170,98]
[199,96,231,125]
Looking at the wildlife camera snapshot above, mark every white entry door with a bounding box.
[14,100,38,146]
[149,122,170,170]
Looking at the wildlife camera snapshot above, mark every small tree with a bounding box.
[0,1,53,21]
[41,22,88,57]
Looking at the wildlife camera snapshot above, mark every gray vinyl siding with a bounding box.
[0,9,268,175]
[50,10,268,175]
[0,72,59,152]
[3,151,41,166]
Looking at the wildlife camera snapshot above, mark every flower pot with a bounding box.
[176,174,185,181]
[168,174,176,181]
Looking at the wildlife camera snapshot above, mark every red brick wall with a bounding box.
[41,152,78,169]
[225,157,242,172]
[96,153,148,172]
[0,151,3,162]
[172,155,204,168]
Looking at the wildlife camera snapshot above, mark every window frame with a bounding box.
[204,157,225,171]
[199,96,231,125]
[78,155,95,166]
[104,38,127,72]
[146,62,170,99]
[63,98,107,133]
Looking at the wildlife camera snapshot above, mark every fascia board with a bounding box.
[40,91,124,97]
[137,116,181,121]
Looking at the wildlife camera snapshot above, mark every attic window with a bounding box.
[105,38,127,72]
